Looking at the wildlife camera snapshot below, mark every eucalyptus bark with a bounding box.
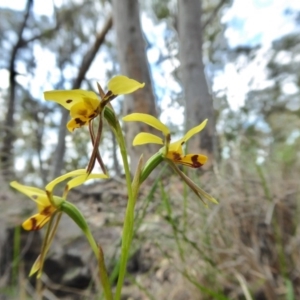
[112,0,158,173]
[178,0,216,160]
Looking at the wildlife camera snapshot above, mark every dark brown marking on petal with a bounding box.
[191,155,203,168]
[66,99,73,104]
[30,217,38,230]
[88,113,96,119]
[74,118,86,126]
[41,206,52,216]
[172,152,182,161]
[32,195,38,199]
[181,141,185,145]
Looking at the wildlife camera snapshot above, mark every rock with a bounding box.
[0,226,42,285]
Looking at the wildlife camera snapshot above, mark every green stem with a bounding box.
[61,201,113,300]
[35,212,58,299]
[160,182,185,262]
[84,230,113,300]
[111,115,136,300]
[29,213,62,279]
[182,167,188,234]
[12,225,21,286]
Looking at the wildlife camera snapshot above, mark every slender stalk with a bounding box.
[12,225,21,286]
[160,182,185,262]
[33,212,62,280]
[61,201,113,300]
[36,212,57,298]
[112,116,137,300]
[43,212,63,257]
[182,167,188,234]
[84,230,113,300]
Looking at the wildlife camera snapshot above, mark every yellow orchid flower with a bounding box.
[10,169,108,231]
[123,113,208,168]
[123,114,217,205]
[44,75,145,132]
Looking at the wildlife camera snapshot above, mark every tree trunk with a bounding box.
[112,0,158,173]
[178,0,216,162]
[0,0,33,181]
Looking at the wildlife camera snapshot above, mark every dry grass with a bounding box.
[138,158,300,300]
[1,158,299,300]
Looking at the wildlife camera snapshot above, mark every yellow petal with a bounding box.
[67,117,88,132]
[69,100,99,118]
[166,152,207,168]
[10,181,49,206]
[44,90,99,110]
[22,213,51,231]
[123,113,170,136]
[133,132,163,146]
[107,75,145,95]
[168,140,184,153]
[66,173,109,191]
[182,119,208,142]
[45,169,87,192]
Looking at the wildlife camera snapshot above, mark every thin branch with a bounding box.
[201,0,227,30]
[73,14,113,88]
[20,23,61,46]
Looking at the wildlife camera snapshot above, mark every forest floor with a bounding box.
[0,161,299,300]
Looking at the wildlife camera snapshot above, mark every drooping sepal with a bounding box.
[60,201,89,233]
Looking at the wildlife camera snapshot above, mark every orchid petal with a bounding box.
[45,169,88,192]
[66,173,109,191]
[10,181,49,206]
[168,140,184,153]
[22,213,51,231]
[133,132,164,146]
[107,75,145,95]
[168,152,207,168]
[123,113,170,136]
[44,90,99,110]
[67,117,89,132]
[166,152,207,168]
[69,101,99,118]
[182,119,208,142]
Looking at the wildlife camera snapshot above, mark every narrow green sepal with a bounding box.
[169,161,218,205]
[140,152,164,184]
[60,201,89,232]
[104,106,118,129]
[60,201,113,299]
[29,254,41,277]
[52,196,64,208]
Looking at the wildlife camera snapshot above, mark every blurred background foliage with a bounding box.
[0,0,299,184]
